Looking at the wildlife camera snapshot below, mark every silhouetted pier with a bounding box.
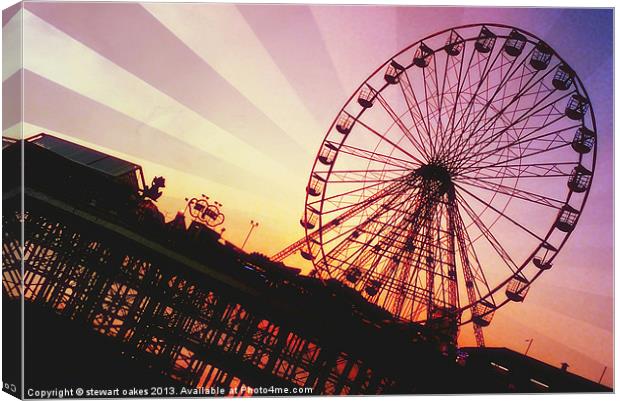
[2,135,610,396]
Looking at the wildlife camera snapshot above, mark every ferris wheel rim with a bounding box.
[301,23,598,324]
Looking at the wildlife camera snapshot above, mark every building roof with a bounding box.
[2,137,17,149]
[461,346,611,391]
[27,133,141,178]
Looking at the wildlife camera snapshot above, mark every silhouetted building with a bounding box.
[2,135,611,397]
[459,347,609,392]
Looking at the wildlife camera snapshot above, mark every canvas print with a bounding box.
[1,2,614,398]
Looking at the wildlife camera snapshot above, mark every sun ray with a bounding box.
[237,4,348,125]
[2,6,22,81]
[21,9,304,187]
[24,3,309,177]
[143,3,323,152]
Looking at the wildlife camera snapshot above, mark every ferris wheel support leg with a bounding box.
[449,201,492,348]
[474,323,485,347]
[271,236,307,262]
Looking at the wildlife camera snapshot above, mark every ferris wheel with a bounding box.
[274,24,596,345]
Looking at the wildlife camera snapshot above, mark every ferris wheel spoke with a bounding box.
[459,102,570,171]
[422,54,442,156]
[460,143,576,176]
[435,49,453,152]
[456,209,519,284]
[462,121,580,168]
[457,53,520,142]
[460,100,561,167]
[453,47,540,153]
[398,69,435,158]
[460,161,577,181]
[324,216,398,262]
[457,84,571,164]
[361,192,425,248]
[462,172,572,180]
[454,193,519,280]
[403,199,457,316]
[454,182,547,243]
[452,34,525,145]
[352,120,426,165]
[328,179,394,186]
[429,205,458,313]
[431,53,444,133]
[372,87,430,158]
[456,177,566,209]
[328,140,420,169]
[324,178,400,185]
[441,41,473,159]
[320,168,412,175]
[445,46,500,157]
[312,178,409,215]
[431,54,461,162]
[454,67,561,163]
[468,143,579,175]
[321,168,412,184]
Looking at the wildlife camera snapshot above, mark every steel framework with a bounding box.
[3,140,459,395]
[279,24,597,345]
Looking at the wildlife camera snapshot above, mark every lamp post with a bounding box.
[525,338,534,356]
[598,366,607,384]
[242,220,259,250]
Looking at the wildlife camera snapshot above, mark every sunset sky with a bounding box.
[2,3,613,387]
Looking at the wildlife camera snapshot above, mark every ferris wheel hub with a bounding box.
[415,163,454,197]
